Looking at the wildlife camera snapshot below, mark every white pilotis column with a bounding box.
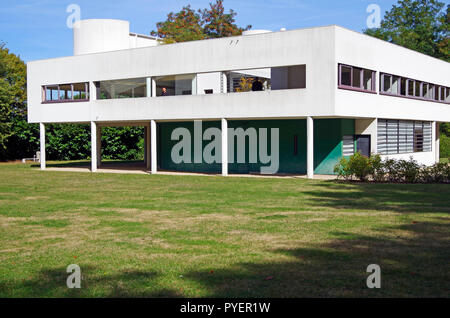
[436,122,440,164]
[221,118,228,176]
[150,120,157,174]
[91,121,98,172]
[96,124,102,167]
[307,116,314,179]
[39,122,46,170]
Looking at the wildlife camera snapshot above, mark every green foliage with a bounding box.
[151,0,251,43]
[101,126,144,160]
[369,154,385,182]
[200,0,251,38]
[46,124,91,160]
[364,0,449,61]
[44,125,144,161]
[151,5,205,44]
[334,152,371,181]
[335,153,449,183]
[0,42,27,159]
[440,133,450,159]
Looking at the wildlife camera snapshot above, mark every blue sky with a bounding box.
[0,0,401,62]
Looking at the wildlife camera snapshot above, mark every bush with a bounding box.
[440,134,450,160]
[369,154,385,182]
[335,153,449,184]
[334,157,352,180]
[334,152,371,181]
[397,157,421,183]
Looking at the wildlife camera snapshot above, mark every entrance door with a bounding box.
[356,135,371,157]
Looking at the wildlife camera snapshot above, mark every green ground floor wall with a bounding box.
[158,119,354,175]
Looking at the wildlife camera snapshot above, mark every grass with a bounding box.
[0,162,449,297]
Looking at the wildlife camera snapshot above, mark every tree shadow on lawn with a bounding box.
[0,266,180,298]
[302,181,450,213]
[183,219,450,297]
[1,220,448,297]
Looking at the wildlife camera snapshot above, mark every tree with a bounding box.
[0,42,27,159]
[200,0,251,38]
[151,0,251,43]
[150,5,205,44]
[364,0,449,62]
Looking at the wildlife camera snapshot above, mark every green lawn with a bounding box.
[0,162,449,297]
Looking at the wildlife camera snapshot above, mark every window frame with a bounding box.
[379,72,450,105]
[377,119,432,155]
[338,64,376,94]
[42,82,89,104]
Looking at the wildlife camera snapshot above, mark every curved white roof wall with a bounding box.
[73,19,131,55]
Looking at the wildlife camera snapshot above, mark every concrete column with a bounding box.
[307,116,314,179]
[150,120,157,174]
[96,124,102,167]
[144,124,151,170]
[39,122,46,170]
[89,81,97,100]
[91,121,97,172]
[221,118,228,176]
[146,77,152,97]
[436,122,440,164]
[151,78,157,97]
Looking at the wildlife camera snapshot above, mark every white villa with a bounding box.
[27,19,450,177]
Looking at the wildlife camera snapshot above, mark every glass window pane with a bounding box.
[446,88,450,102]
[422,83,428,98]
[340,66,351,86]
[391,76,399,94]
[156,75,176,96]
[363,70,373,91]
[352,67,361,88]
[434,85,440,100]
[414,81,421,97]
[400,78,407,96]
[99,78,145,99]
[73,83,87,100]
[408,80,414,96]
[155,74,195,96]
[59,84,71,100]
[383,74,392,93]
[427,84,434,100]
[46,86,58,101]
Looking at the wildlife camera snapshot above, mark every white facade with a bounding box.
[27,20,450,175]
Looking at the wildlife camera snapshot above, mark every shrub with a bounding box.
[420,162,450,183]
[348,152,372,181]
[369,154,385,182]
[334,157,352,180]
[397,157,421,183]
[383,158,401,183]
[440,134,450,159]
[334,152,372,181]
[334,153,449,184]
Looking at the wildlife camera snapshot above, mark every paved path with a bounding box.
[42,166,336,180]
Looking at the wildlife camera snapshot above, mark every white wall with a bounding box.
[73,19,130,55]
[334,26,450,122]
[28,26,337,123]
[380,152,436,166]
[196,72,222,94]
[27,25,450,125]
[129,34,159,48]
